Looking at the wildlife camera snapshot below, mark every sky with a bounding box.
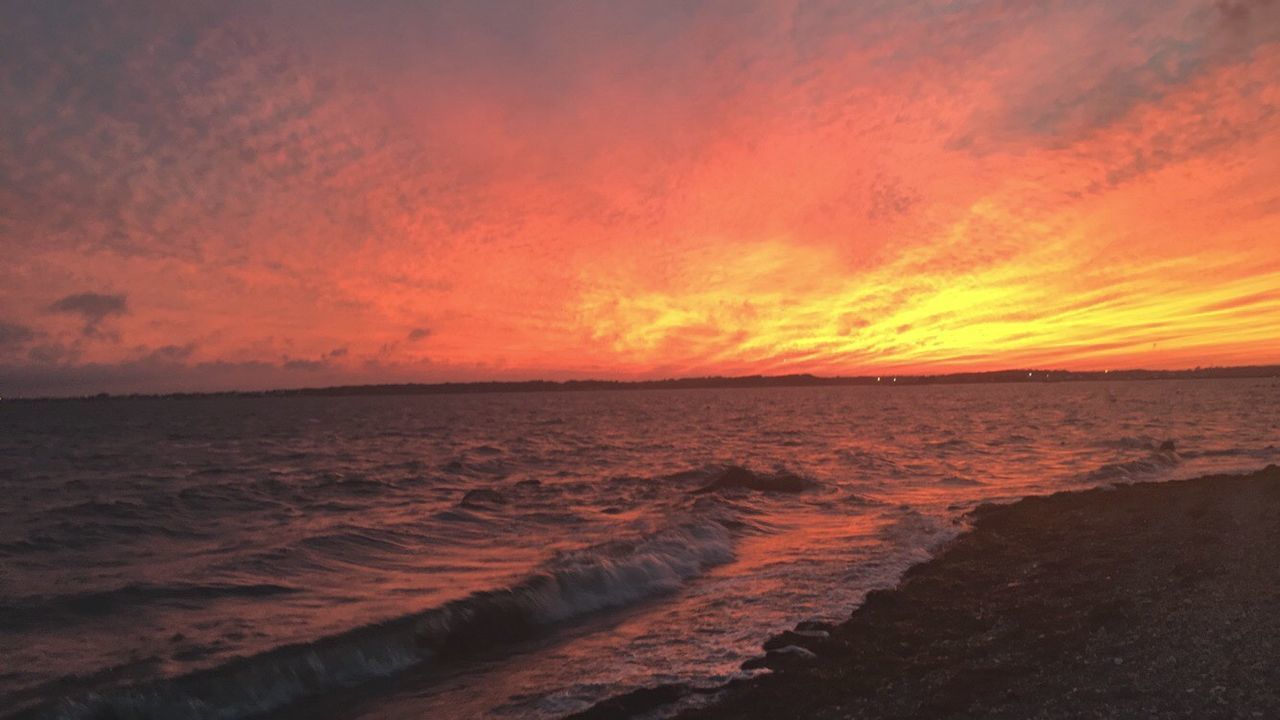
[1,0,1278,396]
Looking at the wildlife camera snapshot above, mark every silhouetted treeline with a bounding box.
[13,364,1280,402]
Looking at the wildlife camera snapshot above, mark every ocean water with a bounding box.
[2,379,1278,719]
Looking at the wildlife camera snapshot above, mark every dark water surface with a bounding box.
[2,380,1278,719]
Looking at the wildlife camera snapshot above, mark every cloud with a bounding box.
[0,322,35,346]
[1214,0,1279,27]
[943,1,1279,156]
[0,350,458,398]
[867,175,920,222]
[27,342,78,365]
[144,343,197,362]
[0,2,1277,393]
[47,292,128,335]
[283,358,325,371]
[836,315,870,336]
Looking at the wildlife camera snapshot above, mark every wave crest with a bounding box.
[1082,448,1180,483]
[682,465,816,494]
[37,521,735,720]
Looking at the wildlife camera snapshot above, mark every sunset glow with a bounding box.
[2,1,1278,395]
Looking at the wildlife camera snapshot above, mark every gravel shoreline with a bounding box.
[574,465,1280,719]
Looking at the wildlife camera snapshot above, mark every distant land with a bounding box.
[7,364,1280,402]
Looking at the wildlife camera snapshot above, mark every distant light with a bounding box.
[1028,372,1032,377]
[876,376,881,382]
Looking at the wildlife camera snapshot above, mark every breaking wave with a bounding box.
[1096,435,1176,452]
[669,465,817,494]
[34,521,735,720]
[1081,448,1181,483]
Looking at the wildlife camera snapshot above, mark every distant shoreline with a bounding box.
[5,364,1279,402]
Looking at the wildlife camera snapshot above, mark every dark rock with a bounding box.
[763,630,829,652]
[563,683,689,720]
[679,466,1280,720]
[795,620,835,633]
[741,645,819,673]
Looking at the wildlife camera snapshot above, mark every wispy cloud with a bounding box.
[0,322,35,347]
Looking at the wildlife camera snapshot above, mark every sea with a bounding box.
[2,378,1278,719]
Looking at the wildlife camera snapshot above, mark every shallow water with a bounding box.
[1,379,1278,719]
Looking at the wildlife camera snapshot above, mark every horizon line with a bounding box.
[7,363,1279,402]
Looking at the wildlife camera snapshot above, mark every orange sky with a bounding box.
[1,1,1278,395]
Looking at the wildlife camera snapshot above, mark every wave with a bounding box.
[926,438,970,451]
[459,488,507,507]
[1,584,298,631]
[310,474,389,496]
[877,509,955,550]
[31,521,735,720]
[416,519,733,652]
[1081,448,1180,483]
[1096,435,1177,452]
[677,465,816,494]
[1180,445,1277,460]
[937,475,984,487]
[2,516,205,555]
[834,448,902,474]
[52,500,154,520]
[440,458,510,477]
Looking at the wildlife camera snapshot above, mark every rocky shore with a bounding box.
[574,465,1280,719]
